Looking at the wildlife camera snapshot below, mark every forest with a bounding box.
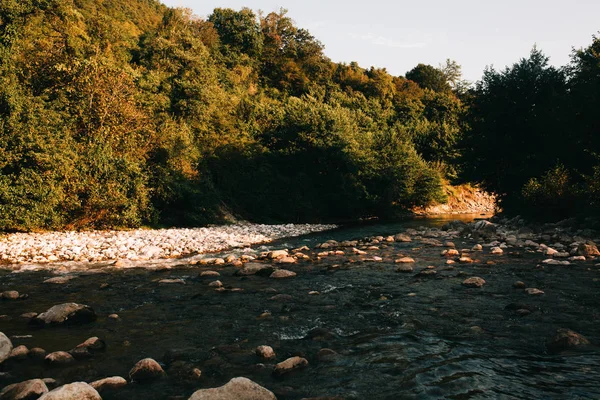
[0,0,598,231]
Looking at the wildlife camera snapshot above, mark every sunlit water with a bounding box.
[1,214,600,399]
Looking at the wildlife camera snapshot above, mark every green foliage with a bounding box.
[0,1,461,231]
[406,63,451,93]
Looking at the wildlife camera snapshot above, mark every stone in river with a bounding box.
[45,351,76,366]
[0,379,49,400]
[513,281,526,289]
[129,358,165,382]
[577,243,600,257]
[188,377,276,400]
[273,356,309,377]
[255,345,276,360]
[236,263,275,276]
[546,328,591,353]
[395,257,415,263]
[525,288,544,295]
[38,382,101,400]
[43,276,75,284]
[270,269,297,279]
[394,234,412,242]
[490,247,503,255]
[396,265,414,273]
[1,291,20,300]
[90,376,127,393]
[462,277,486,288]
[158,278,186,284]
[0,332,13,364]
[200,271,220,277]
[31,303,96,326]
[268,250,289,260]
[208,280,223,288]
[8,345,29,361]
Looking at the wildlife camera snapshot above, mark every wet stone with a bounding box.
[273,356,309,377]
[129,358,165,382]
[462,277,486,288]
[0,379,49,400]
[546,328,591,353]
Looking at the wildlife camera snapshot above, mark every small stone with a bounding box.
[459,257,474,263]
[490,247,503,255]
[525,288,544,295]
[308,291,320,295]
[43,276,75,284]
[352,248,367,255]
[270,269,297,279]
[542,259,571,266]
[395,257,415,263]
[29,348,47,360]
[394,234,412,242]
[9,345,29,360]
[209,280,223,288]
[395,264,414,273]
[256,345,276,359]
[462,277,486,288]
[90,376,127,393]
[513,281,526,289]
[268,250,289,260]
[273,356,309,377]
[316,348,339,362]
[472,244,483,251]
[200,271,220,277]
[108,314,120,320]
[158,278,186,284]
[270,294,293,302]
[45,351,76,366]
[1,291,19,300]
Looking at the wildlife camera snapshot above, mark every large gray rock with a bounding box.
[0,379,48,400]
[188,377,276,400]
[31,303,96,326]
[38,383,100,400]
[0,332,13,364]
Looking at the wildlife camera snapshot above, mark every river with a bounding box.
[1,214,599,399]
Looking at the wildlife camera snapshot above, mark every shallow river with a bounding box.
[1,215,600,399]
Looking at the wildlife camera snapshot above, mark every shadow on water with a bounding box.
[1,213,600,399]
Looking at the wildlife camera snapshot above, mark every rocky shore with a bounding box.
[0,223,336,268]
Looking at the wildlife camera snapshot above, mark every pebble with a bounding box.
[395,257,415,263]
[129,358,165,382]
[45,351,75,366]
[513,281,526,289]
[396,265,414,273]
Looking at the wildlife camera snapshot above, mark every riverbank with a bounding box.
[0,223,336,268]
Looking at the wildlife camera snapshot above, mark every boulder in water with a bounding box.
[188,377,276,400]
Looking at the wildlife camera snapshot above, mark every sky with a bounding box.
[160,0,600,82]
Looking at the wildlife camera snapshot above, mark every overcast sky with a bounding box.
[161,0,600,82]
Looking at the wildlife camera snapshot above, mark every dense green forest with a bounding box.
[0,0,598,231]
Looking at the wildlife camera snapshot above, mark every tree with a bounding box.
[406,63,451,92]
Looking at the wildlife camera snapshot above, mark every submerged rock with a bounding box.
[129,358,165,382]
[45,351,75,366]
[577,243,600,257]
[188,377,276,400]
[31,303,96,326]
[38,382,100,400]
[0,379,49,400]
[90,376,127,393]
[270,270,297,279]
[546,328,591,353]
[273,356,308,377]
[395,257,415,264]
[462,277,486,288]
[255,345,276,360]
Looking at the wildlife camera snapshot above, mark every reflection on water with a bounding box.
[1,214,600,399]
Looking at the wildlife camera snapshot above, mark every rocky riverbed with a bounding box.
[0,223,337,268]
[1,216,600,399]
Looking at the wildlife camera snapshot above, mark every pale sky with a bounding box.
[161,0,600,82]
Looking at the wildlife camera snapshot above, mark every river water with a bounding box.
[1,215,600,399]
